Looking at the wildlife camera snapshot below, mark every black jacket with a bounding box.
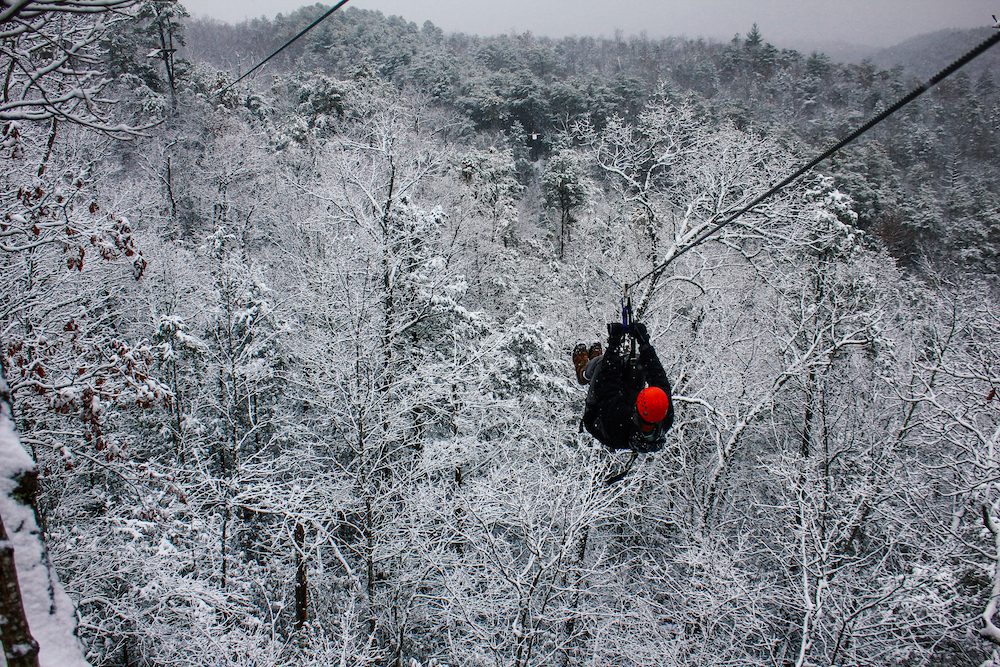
[583,342,674,453]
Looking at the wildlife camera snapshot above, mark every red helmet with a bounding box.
[636,387,669,424]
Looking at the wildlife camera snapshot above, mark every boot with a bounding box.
[588,342,603,359]
[572,343,589,385]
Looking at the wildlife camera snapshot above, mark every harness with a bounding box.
[621,293,637,369]
[603,292,642,485]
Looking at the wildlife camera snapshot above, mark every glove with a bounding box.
[633,322,650,347]
[606,322,624,349]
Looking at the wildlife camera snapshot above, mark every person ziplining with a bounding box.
[572,300,674,455]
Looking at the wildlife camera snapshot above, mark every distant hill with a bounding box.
[867,27,999,79]
[776,38,877,64]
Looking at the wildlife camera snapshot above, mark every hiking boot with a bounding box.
[588,342,603,359]
[572,343,589,385]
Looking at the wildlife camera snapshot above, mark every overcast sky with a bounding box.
[189,1,997,49]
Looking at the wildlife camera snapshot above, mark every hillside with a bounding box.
[183,8,1000,270]
[869,26,1000,78]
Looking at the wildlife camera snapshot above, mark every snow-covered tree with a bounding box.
[542,148,588,259]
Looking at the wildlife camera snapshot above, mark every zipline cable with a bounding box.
[218,0,351,95]
[625,28,1000,293]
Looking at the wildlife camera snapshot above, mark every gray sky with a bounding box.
[188,1,997,49]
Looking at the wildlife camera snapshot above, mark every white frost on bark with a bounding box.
[0,366,89,667]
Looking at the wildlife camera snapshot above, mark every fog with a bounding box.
[190,0,997,48]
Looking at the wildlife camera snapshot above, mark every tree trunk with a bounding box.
[294,522,308,632]
[560,526,590,667]
[0,360,41,667]
[558,207,567,259]
[0,513,40,667]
